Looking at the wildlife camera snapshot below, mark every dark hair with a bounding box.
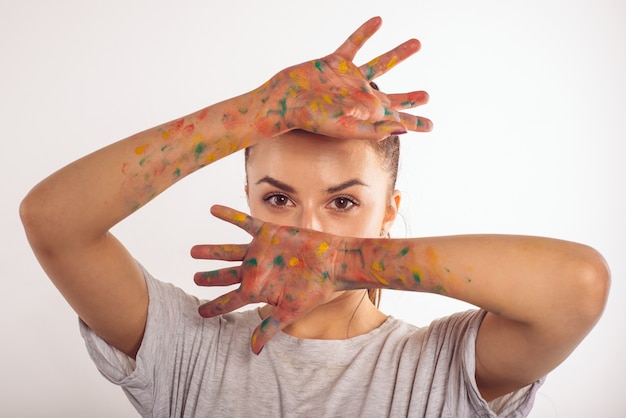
[244,134,399,308]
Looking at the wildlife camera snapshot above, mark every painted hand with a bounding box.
[191,205,345,354]
[255,16,432,140]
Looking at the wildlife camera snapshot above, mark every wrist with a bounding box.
[249,73,293,139]
[333,237,435,293]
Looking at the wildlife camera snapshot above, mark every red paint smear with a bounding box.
[182,123,195,136]
[197,108,208,120]
[121,162,128,175]
[151,162,167,177]
[170,118,185,132]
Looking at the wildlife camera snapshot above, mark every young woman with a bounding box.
[20,17,609,417]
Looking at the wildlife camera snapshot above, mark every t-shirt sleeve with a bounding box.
[440,309,546,417]
[79,263,202,417]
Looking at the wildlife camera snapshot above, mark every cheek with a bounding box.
[328,205,387,238]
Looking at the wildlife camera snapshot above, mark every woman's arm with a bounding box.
[193,207,610,399]
[337,233,610,400]
[20,17,431,358]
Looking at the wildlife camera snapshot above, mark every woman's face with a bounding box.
[246,131,400,238]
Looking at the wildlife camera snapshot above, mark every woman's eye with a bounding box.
[329,196,357,211]
[264,193,293,208]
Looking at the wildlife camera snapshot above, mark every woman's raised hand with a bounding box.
[191,205,347,355]
[253,16,431,141]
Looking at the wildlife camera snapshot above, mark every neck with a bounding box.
[258,290,388,340]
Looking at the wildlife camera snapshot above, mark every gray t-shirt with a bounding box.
[80,265,544,417]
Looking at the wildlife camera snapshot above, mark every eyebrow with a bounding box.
[255,176,368,194]
[256,176,296,193]
[325,179,368,194]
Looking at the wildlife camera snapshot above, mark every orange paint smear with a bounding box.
[222,112,243,131]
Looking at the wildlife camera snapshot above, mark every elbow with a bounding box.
[570,245,611,329]
[20,186,58,256]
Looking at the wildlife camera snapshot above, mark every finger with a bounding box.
[198,289,248,317]
[387,91,430,110]
[359,38,421,81]
[250,312,290,355]
[190,243,248,261]
[329,115,408,140]
[194,267,242,287]
[399,113,434,132]
[210,205,262,236]
[334,16,382,61]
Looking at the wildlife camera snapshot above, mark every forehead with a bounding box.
[246,131,385,182]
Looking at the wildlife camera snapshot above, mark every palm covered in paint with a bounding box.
[254,16,431,140]
[191,205,346,354]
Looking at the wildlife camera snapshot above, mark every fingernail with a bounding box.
[391,129,408,135]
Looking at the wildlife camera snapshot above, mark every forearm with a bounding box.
[337,234,609,326]
[21,88,273,249]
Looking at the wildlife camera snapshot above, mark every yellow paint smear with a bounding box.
[386,56,398,70]
[371,271,390,286]
[232,212,247,223]
[337,60,349,74]
[134,143,149,155]
[289,257,299,267]
[317,241,329,255]
[371,261,384,271]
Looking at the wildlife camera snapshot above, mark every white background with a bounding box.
[2,1,625,416]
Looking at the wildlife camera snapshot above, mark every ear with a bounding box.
[382,190,401,234]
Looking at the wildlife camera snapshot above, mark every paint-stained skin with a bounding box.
[111,18,434,352]
[117,17,431,212]
[191,206,454,355]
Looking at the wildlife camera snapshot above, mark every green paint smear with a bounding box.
[322,271,329,280]
[398,247,410,257]
[260,317,278,331]
[314,60,325,72]
[285,294,294,302]
[239,108,248,114]
[341,248,365,268]
[260,317,271,331]
[272,255,285,267]
[412,270,421,284]
[432,285,446,294]
[289,229,300,235]
[366,65,375,80]
[332,110,345,118]
[266,98,287,119]
[173,168,181,178]
[416,119,424,127]
[245,258,258,266]
[384,108,393,116]
[401,100,416,107]
[139,158,146,166]
[194,143,206,160]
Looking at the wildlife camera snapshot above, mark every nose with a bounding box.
[299,208,322,231]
